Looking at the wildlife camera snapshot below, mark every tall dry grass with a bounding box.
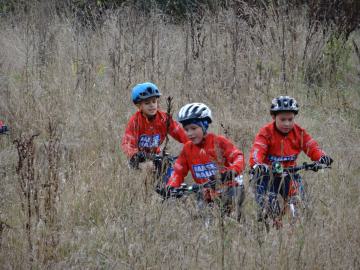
[0,3,359,269]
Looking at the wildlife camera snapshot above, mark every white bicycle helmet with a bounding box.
[178,103,213,124]
[270,96,299,115]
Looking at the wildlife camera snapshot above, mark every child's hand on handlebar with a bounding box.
[318,156,333,166]
[156,186,175,198]
[129,151,146,169]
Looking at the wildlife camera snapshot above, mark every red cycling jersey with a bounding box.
[121,110,188,158]
[249,121,325,168]
[167,133,245,188]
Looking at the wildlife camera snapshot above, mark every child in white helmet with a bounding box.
[165,103,246,217]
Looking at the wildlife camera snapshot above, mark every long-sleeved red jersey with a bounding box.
[167,133,245,188]
[121,110,188,158]
[249,121,325,168]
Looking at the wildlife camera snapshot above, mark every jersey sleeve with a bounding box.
[121,116,139,158]
[219,136,245,174]
[166,146,189,188]
[169,117,188,144]
[249,128,269,167]
[301,129,325,161]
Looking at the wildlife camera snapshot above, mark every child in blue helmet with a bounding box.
[121,82,188,169]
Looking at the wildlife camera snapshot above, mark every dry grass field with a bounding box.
[0,3,359,269]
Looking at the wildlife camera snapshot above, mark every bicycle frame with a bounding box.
[250,162,331,230]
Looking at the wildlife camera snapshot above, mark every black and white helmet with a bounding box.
[178,103,213,124]
[270,96,299,115]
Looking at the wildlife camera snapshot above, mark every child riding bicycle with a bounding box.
[164,103,245,218]
[0,120,8,134]
[121,82,188,169]
[249,96,333,226]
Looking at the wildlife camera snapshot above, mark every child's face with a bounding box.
[272,112,296,134]
[184,124,204,144]
[137,97,159,117]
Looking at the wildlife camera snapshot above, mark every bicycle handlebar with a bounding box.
[166,175,242,199]
[167,181,212,198]
[143,152,177,162]
[282,162,331,173]
[249,162,331,183]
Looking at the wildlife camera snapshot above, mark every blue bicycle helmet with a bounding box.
[131,82,161,104]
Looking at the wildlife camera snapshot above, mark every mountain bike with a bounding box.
[250,162,331,231]
[159,175,245,223]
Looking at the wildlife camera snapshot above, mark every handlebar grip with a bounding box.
[309,163,331,171]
